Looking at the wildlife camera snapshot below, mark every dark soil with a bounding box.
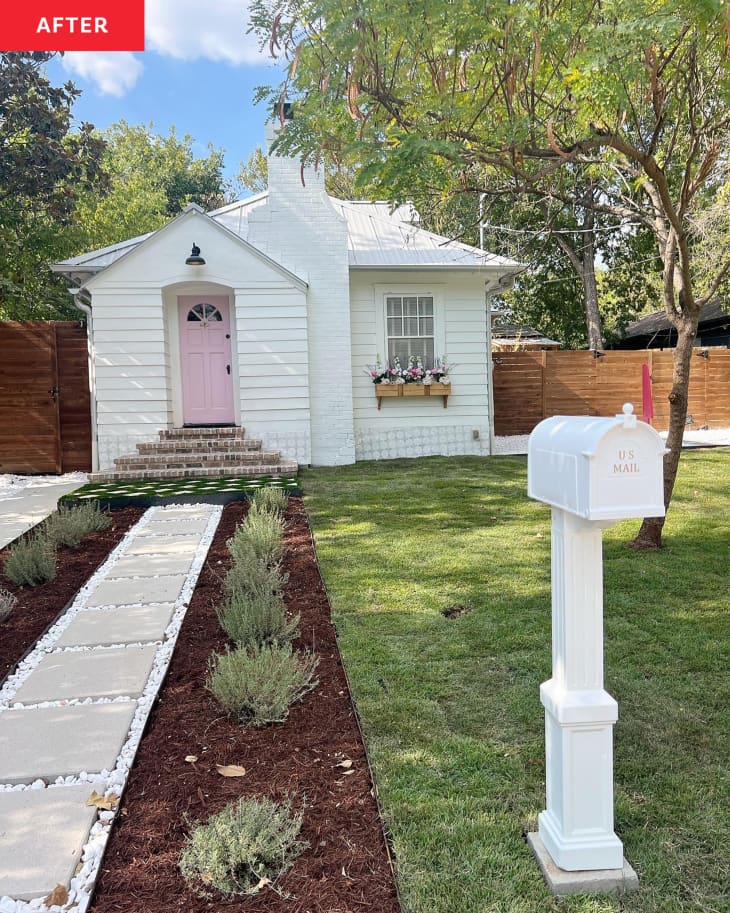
[90,498,401,913]
[0,507,144,682]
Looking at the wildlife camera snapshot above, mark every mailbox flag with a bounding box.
[642,362,654,424]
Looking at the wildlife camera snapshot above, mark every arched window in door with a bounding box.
[186,303,223,322]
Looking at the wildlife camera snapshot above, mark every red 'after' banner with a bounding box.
[1,1,145,52]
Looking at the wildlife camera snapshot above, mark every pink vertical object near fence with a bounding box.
[641,363,654,424]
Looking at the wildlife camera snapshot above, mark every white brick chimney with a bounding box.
[246,120,356,466]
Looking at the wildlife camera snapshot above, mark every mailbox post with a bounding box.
[527,404,666,894]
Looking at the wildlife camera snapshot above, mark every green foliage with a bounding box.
[180,796,306,897]
[599,229,664,343]
[74,121,228,251]
[0,52,106,318]
[0,585,17,623]
[250,486,289,517]
[4,533,56,586]
[44,502,111,550]
[227,509,284,568]
[236,144,364,200]
[224,556,287,603]
[218,588,299,648]
[236,146,269,195]
[207,644,319,726]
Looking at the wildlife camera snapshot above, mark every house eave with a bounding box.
[348,263,520,272]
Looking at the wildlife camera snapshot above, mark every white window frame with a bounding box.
[373,284,445,370]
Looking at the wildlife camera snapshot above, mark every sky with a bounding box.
[45,0,282,183]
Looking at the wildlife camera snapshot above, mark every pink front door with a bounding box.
[178,295,235,425]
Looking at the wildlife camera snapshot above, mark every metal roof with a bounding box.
[53,193,521,279]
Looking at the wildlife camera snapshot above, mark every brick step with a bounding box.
[159,427,245,441]
[137,439,263,455]
[114,450,281,470]
[89,461,299,484]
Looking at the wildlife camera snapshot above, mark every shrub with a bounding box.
[218,589,299,649]
[180,796,306,897]
[4,533,56,586]
[249,486,288,516]
[0,586,17,623]
[228,510,283,568]
[223,551,288,602]
[44,502,111,549]
[207,644,319,726]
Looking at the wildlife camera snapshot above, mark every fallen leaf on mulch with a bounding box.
[216,764,247,778]
[184,755,198,763]
[44,884,68,906]
[335,759,353,769]
[252,876,272,894]
[86,791,119,811]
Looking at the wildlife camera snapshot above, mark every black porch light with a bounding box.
[185,243,205,266]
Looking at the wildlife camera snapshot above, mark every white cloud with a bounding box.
[61,52,144,97]
[61,2,266,97]
[147,0,263,65]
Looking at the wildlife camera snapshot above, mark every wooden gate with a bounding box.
[0,321,92,473]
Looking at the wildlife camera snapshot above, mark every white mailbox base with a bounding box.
[539,680,622,870]
[529,508,638,893]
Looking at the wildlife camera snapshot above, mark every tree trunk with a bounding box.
[632,315,698,549]
[583,253,604,350]
[581,192,605,351]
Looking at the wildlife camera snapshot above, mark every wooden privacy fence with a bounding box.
[0,321,92,473]
[493,348,730,436]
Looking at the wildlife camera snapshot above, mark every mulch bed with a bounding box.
[0,507,144,682]
[90,498,401,913]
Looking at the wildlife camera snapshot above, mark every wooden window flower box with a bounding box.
[375,383,451,409]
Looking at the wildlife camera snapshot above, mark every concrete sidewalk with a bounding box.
[0,476,86,550]
[0,502,220,906]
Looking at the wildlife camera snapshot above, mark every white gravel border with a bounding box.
[0,504,222,913]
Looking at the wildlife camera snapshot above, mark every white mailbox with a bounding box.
[528,404,666,521]
[526,403,666,893]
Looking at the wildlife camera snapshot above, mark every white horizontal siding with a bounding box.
[349,271,491,458]
[95,342,167,356]
[238,363,308,378]
[234,287,311,463]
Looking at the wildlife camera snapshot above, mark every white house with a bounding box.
[53,123,521,475]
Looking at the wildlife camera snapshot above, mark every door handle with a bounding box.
[49,386,59,400]
[226,365,231,375]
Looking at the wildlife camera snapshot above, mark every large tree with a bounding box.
[251,0,730,547]
[74,121,229,251]
[0,52,106,318]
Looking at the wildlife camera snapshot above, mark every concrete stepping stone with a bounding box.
[0,785,99,900]
[0,703,136,784]
[123,534,201,557]
[155,505,213,520]
[13,645,158,704]
[136,516,210,536]
[87,574,187,607]
[109,551,195,578]
[55,605,176,647]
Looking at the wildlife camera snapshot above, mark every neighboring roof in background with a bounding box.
[52,193,522,281]
[621,300,730,340]
[491,323,561,348]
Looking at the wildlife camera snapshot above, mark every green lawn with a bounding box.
[302,451,729,913]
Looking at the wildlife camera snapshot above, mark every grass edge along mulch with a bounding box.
[89,497,401,913]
